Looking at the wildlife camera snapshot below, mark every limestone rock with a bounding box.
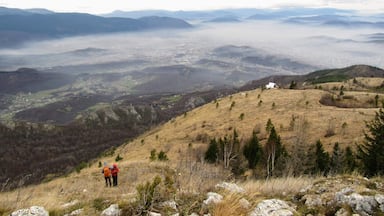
[335,192,378,216]
[249,199,296,216]
[101,204,121,216]
[203,192,223,205]
[215,182,245,193]
[11,206,49,216]
[64,208,83,216]
[61,200,79,208]
[375,194,384,212]
[303,194,323,207]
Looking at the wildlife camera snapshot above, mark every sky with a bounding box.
[0,0,383,14]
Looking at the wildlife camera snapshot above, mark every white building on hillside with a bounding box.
[265,82,278,89]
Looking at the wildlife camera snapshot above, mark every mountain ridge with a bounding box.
[0,7,192,47]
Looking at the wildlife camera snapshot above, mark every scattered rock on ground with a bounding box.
[64,208,83,216]
[203,192,223,205]
[215,182,245,193]
[11,206,49,216]
[249,199,296,216]
[101,204,121,216]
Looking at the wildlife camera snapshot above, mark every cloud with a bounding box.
[0,20,383,72]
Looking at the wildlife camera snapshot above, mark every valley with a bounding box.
[1,5,384,215]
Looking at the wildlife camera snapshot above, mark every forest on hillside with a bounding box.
[203,110,384,179]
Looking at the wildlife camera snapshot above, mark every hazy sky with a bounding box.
[0,0,383,14]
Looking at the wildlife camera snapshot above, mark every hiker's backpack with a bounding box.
[103,166,111,177]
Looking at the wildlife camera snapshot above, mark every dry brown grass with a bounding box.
[210,176,315,216]
[0,87,381,214]
[210,193,251,216]
[241,176,315,198]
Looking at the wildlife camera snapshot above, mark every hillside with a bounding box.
[1,80,384,214]
[1,64,383,188]
[241,64,384,90]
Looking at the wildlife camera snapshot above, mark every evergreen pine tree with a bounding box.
[266,118,274,133]
[357,109,384,176]
[205,138,218,163]
[314,140,330,175]
[243,131,262,169]
[344,146,356,173]
[330,142,344,175]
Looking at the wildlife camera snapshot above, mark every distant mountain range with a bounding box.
[0,6,382,48]
[105,7,383,29]
[0,7,192,47]
[104,7,352,20]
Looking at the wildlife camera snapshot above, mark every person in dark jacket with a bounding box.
[111,163,120,186]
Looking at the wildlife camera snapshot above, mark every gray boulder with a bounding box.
[11,206,49,216]
[203,192,223,205]
[375,194,384,212]
[249,199,296,216]
[335,191,378,216]
[101,204,121,216]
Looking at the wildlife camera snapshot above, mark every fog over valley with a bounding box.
[1,20,383,73]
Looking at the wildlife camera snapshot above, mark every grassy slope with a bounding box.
[0,84,381,213]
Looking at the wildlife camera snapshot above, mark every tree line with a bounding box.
[204,109,384,178]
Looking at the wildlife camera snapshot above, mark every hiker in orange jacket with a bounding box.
[102,162,112,187]
[111,163,120,186]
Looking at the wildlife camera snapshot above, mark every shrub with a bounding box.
[102,147,116,157]
[230,101,236,110]
[150,149,157,161]
[205,139,218,163]
[136,176,162,213]
[75,162,87,173]
[239,113,245,120]
[115,154,123,162]
[324,128,336,137]
[177,193,205,215]
[158,151,168,161]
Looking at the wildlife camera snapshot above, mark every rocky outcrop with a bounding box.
[8,177,384,216]
[10,206,49,216]
[298,176,384,215]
